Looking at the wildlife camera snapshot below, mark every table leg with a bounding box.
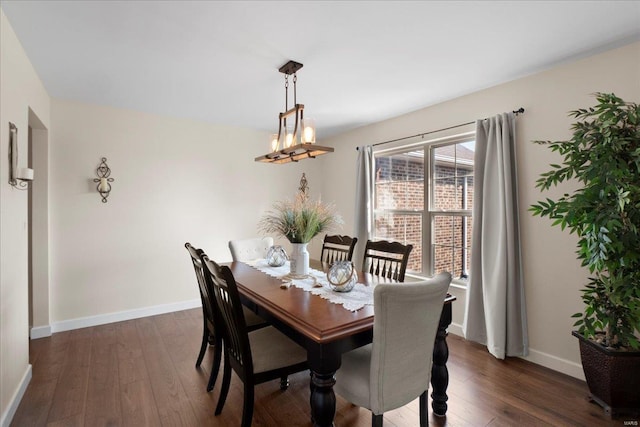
[431,303,452,416]
[310,370,336,427]
[309,372,315,424]
[308,345,340,427]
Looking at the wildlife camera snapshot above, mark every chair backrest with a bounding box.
[369,272,451,414]
[201,254,253,378]
[320,235,358,264]
[362,239,413,282]
[185,243,216,329]
[229,237,275,262]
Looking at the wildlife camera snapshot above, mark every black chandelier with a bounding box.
[255,60,333,164]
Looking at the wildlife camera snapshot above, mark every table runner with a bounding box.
[244,259,374,312]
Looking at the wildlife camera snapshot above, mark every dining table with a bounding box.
[227,259,456,427]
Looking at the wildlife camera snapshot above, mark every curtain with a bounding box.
[463,113,528,359]
[354,145,373,265]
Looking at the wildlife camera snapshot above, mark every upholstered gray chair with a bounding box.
[334,272,452,427]
[229,237,274,262]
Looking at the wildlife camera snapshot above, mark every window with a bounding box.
[372,134,475,282]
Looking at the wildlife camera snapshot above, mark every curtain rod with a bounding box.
[357,107,525,150]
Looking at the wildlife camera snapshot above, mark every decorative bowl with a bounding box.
[327,260,357,292]
[266,245,287,267]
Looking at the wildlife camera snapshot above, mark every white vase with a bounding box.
[290,242,309,276]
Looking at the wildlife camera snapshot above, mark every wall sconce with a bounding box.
[93,157,114,203]
[8,122,34,190]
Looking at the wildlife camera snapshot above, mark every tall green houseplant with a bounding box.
[531,93,640,350]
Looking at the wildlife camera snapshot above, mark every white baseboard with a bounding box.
[30,324,52,339]
[522,348,585,381]
[50,299,202,334]
[1,364,32,427]
[448,321,463,337]
[447,322,584,380]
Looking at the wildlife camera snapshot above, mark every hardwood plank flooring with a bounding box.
[10,308,633,426]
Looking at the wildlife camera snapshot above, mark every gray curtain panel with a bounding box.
[354,145,373,266]
[463,112,528,359]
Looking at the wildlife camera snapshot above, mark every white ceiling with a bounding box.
[2,1,639,138]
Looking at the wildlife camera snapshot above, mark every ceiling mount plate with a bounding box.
[279,60,303,75]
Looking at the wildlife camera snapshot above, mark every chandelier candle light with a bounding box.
[255,60,333,164]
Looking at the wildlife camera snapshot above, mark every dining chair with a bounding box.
[201,255,308,427]
[185,243,217,369]
[334,272,452,427]
[229,237,274,262]
[320,234,358,264]
[185,243,267,392]
[362,239,414,282]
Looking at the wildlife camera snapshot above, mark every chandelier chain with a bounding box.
[293,73,297,105]
[284,74,289,111]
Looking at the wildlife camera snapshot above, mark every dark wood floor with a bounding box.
[11,308,625,426]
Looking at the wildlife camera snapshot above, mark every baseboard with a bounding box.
[1,364,32,427]
[30,324,52,339]
[522,348,585,381]
[448,322,585,381]
[50,299,202,334]
[448,321,463,337]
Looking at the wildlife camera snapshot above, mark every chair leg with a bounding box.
[372,413,383,427]
[419,390,428,427]
[241,383,255,427]
[215,352,232,415]
[207,335,223,392]
[195,322,208,367]
[280,375,289,391]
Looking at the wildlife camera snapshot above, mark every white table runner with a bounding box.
[244,259,374,312]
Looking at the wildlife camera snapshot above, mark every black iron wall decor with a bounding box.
[94,157,114,203]
[8,122,34,189]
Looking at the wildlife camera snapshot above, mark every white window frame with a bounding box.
[372,131,475,287]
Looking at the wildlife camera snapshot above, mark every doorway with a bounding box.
[28,108,50,341]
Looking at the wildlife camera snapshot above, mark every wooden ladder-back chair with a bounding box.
[185,243,266,393]
[201,255,308,427]
[185,243,217,369]
[362,239,413,282]
[320,234,358,264]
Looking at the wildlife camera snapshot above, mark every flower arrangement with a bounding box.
[259,190,342,244]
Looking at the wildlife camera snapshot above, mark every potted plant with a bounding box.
[530,93,640,417]
[259,174,342,276]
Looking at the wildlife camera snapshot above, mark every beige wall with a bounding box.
[317,41,640,379]
[0,8,50,425]
[48,100,323,323]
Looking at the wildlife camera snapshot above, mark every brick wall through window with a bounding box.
[373,140,474,279]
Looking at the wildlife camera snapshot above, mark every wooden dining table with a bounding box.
[227,260,456,427]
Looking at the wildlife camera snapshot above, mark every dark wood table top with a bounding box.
[228,260,455,345]
[229,260,374,344]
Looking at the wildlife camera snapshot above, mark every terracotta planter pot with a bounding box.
[572,331,640,417]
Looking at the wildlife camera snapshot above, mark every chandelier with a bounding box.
[255,60,333,164]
